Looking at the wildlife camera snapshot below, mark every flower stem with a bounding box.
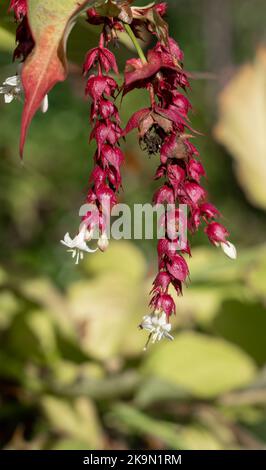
[124,23,147,64]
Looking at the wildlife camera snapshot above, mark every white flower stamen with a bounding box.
[140,312,174,350]
[60,227,98,264]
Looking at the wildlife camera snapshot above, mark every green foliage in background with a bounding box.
[0,0,266,450]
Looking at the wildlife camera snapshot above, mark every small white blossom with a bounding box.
[61,228,97,264]
[215,240,237,260]
[97,231,109,252]
[0,74,49,112]
[40,93,49,113]
[0,75,22,103]
[140,312,174,350]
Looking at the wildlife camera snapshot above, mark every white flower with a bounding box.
[97,231,109,252]
[60,228,97,264]
[40,93,49,113]
[0,74,49,112]
[0,75,22,103]
[215,240,237,260]
[140,312,174,350]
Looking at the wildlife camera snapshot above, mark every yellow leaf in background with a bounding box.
[215,48,266,210]
[143,332,256,399]
[68,273,145,360]
[41,396,104,449]
[0,27,14,52]
[83,240,147,283]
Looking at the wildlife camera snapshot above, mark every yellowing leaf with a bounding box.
[83,240,147,283]
[143,332,256,398]
[41,396,104,448]
[215,48,266,209]
[0,26,15,52]
[68,273,144,360]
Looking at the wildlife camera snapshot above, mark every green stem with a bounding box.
[124,23,147,64]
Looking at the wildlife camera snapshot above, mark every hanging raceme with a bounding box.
[4,0,237,348]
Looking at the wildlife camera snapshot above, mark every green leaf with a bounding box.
[109,404,224,450]
[213,300,266,366]
[68,272,145,360]
[0,290,20,329]
[7,309,60,364]
[41,396,104,448]
[0,26,15,52]
[51,439,93,450]
[135,377,190,408]
[83,240,147,283]
[109,403,185,449]
[215,48,266,210]
[247,255,266,300]
[142,332,256,398]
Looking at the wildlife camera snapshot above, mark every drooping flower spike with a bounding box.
[123,3,237,346]
[61,18,125,261]
[5,1,236,348]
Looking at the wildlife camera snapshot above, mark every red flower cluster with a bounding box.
[9,0,27,20]
[124,19,234,322]
[9,0,34,62]
[82,34,124,251]
[6,1,236,345]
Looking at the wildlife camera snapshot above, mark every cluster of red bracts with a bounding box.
[9,0,34,62]
[82,37,124,251]
[124,36,235,322]
[7,1,236,346]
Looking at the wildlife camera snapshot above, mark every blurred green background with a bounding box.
[0,0,266,450]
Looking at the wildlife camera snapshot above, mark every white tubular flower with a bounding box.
[0,75,22,103]
[215,240,237,260]
[0,73,48,112]
[140,312,174,350]
[97,231,109,252]
[60,227,98,264]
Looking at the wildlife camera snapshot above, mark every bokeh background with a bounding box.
[0,0,266,450]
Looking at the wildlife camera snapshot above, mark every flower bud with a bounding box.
[97,232,109,252]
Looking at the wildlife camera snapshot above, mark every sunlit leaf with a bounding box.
[0,26,14,52]
[215,48,266,210]
[41,396,104,448]
[143,332,256,398]
[0,290,19,329]
[213,300,266,366]
[68,273,145,360]
[83,240,147,283]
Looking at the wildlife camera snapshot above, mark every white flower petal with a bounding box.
[40,94,49,113]
[4,76,19,87]
[140,312,173,346]
[221,241,237,260]
[4,93,14,104]
[60,233,75,248]
[61,229,98,263]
